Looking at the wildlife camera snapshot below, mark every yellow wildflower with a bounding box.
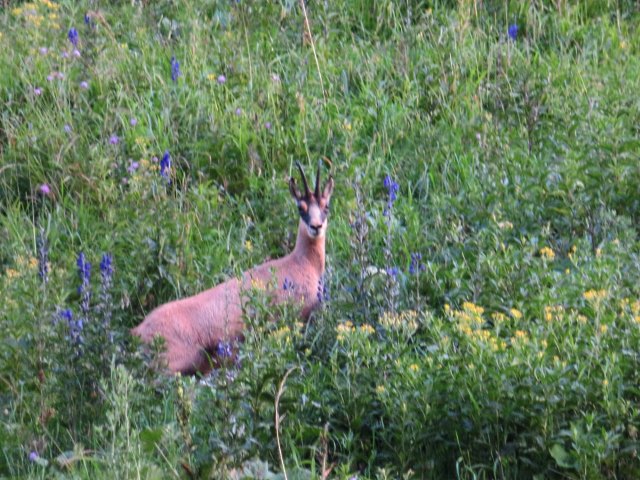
[380,310,418,332]
[634,316,640,324]
[620,41,628,50]
[595,248,602,258]
[599,324,608,334]
[539,247,555,260]
[510,308,523,320]
[491,312,506,323]
[376,385,385,394]
[602,379,609,386]
[360,323,375,335]
[245,240,253,252]
[514,330,528,339]
[207,73,217,82]
[336,321,355,336]
[577,315,587,324]
[409,364,419,372]
[583,289,607,302]
[462,302,484,316]
[5,268,19,279]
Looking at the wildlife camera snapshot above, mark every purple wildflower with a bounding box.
[387,266,399,278]
[39,47,48,55]
[47,74,54,82]
[217,74,226,84]
[283,277,294,291]
[64,124,72,133]
[38,184,51,196]
[508,24,518,41]
[80,81,89,89]
[109,134,119,145]
[129,117,137,126]
[29,452,39,462]
[151,156,158,163]
[127,161,140,173]
[61,51,69,59]
[264,121,272,130]
[235,107,242,116]
[170,56,181,82]
[68,28,79,47]
[73,49,81,58]
[37,227,48,284]
[160,150,171,183]
[34,87,42,96]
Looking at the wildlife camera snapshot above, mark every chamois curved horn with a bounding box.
[295,161,310,196]
[314,158,321,198]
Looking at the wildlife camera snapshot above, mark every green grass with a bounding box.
[2,0,640,478]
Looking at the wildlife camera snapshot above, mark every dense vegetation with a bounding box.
[1,0,640,478]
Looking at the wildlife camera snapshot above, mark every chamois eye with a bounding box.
[298,202,308,213]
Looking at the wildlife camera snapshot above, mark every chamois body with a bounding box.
[132,162,333,374]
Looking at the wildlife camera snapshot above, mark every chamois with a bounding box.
[132,161,334,374]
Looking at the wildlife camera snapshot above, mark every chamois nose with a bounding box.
[309,223,321,235]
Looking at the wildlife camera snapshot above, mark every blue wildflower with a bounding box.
[409,252,426,275]
[160,150,171,179]
[387,266,399,278]
[216,341,233,358]
[77,252,91,316]
[77,252,91,283]
[68,28,79,47]
[383,174,399,217]
[283,277,294,291]
[100,253,113,277]
[317,273,329,304]
[170,56,181,82]
[109,134,119,145]
[508,24,518,41]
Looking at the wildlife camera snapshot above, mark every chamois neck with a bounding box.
[292,220,325,272]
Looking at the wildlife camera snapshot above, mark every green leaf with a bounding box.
[549,444,578,469]
[139,428,164,454]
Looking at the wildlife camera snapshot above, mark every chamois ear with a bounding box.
[322,176,334,202]
[289,177,301,202]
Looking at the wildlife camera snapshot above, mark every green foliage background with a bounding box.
[1,0,639,478]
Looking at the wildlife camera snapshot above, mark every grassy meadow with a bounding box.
[2,0,640,478]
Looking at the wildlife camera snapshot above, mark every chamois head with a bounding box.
[289,160,334,239]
